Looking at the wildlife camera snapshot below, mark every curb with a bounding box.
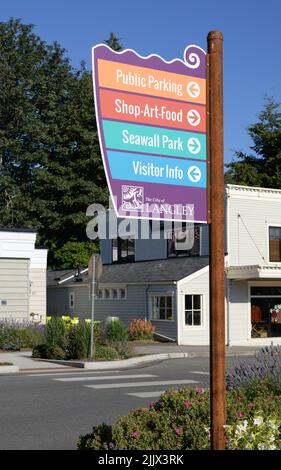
[34,352,190,370]
[0,365,19,375]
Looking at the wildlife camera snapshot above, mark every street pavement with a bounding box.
[0,343,263,371]
[0,355,254,450]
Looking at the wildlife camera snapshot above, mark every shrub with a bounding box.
[44,317,67,350]
[32,344,49,358]
[129,319,155,341]
[226,344,281,390]
[94,345,119,361]
[78,383,281,450]
[106,319,128,342]
[45,345,66,360]
[105,340,134,359]
[66,323,91,360]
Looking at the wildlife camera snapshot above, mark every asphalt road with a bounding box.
[0,356,252,450]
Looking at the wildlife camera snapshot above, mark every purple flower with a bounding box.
[131,431,138,438]
[175,428,183,436]
[197,388,204,395]
[236,411,244,418]
[184,400,191,408]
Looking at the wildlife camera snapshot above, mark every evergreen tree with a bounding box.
[225,98,281,188]
[0,19,122,267]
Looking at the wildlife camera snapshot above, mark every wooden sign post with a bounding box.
[207,30,226,450]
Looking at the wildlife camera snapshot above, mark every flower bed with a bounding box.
[77,382,281,450]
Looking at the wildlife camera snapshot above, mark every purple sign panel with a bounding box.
[92,44,207,222]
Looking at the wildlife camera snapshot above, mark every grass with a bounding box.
[0,362,14,366]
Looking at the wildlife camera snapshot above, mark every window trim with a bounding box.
[267,223,281,264]
[149,293,174,322]
[183,293,205,329]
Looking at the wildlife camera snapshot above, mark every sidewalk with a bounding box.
[0,351,72,371]
[133,343,263,357]
[0,343,263,372]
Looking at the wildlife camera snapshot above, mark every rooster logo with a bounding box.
[122,185,144,210]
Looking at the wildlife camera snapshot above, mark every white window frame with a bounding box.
[149,294,174,322]
[183,294,204,328]
[69,291,75,309]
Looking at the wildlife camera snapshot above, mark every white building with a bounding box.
[0,229,47,323]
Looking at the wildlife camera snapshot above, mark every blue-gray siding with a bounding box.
[47,282,178,341]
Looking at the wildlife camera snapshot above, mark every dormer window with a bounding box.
[112,237,135,263]
[269,226,281,262]
[168,225,200,257]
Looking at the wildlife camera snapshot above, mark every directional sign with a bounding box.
[187,81,201,98]
[187,109,201,127]
[92,44,207,222]
[187,137,201,155]
[188,165,202,183]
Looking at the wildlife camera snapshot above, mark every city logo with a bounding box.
[122,185,144,211]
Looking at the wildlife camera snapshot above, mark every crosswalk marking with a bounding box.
[27,370,121,377]
[126,391,165,398]
[54,374,157,382]
[85,379,198,390]
[191,371,210,375]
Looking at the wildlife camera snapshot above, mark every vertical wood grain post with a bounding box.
[207,30,226,450]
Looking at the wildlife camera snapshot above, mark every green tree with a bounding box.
[53,241,98,269]
[0,19,121,267]
[104,32,123,51]
[225,98,281,188]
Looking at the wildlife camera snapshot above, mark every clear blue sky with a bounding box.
[1,0,281,164]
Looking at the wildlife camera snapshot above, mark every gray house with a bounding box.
[48,184,281,346]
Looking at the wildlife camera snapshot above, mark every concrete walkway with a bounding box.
[0,351,71,371]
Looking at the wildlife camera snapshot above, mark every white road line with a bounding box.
[126,391,165,398]
[85,379,198,389]
[27,370,121,377]
[191,371,210,375]
[54,374,157,382]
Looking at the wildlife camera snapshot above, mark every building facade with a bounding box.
[47,184,281,346]
[0,229,47,322]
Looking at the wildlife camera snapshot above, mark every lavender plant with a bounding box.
[226,344,281,391]
[0,319,45,350]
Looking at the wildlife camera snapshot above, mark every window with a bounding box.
[112,237,135,263]
[104,288,110,299]
[168,225,200,257]
[111,288,118,299]
[119,288,126,299]
[69,292,75,309]
[184,295,202,326]
[251,286,281,338]
[98,287,127,300]
[151,295,173,321]
[269,227,281,262]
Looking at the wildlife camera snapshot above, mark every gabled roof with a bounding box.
[48,256,209,286]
